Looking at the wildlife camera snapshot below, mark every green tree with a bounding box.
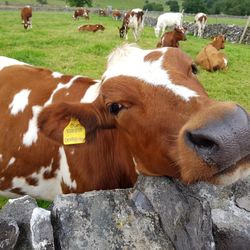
[166,1,179,12]
[66,0,92,7]
[143,2,164,11]
[183,0,207,13]
[37,0,47,4]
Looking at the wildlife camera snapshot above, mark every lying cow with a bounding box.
[21,5,32,29]
[157,26,187,48]
[194,13,207,37]
[78,24,105,32]
[0,45,249,200]
[119,8,144,41]
[155,11,184,38]
[195,35,227,71]
[73,7,90,20]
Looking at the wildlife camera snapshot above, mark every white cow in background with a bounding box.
[154,11,184,37]
[194,13,208,37]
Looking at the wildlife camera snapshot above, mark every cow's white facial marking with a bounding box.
[0,56,28,71]
[23,106,42,147]
[59,147,77,190]
[9,89,31,115]
[103,45,198,101]
[80,80,101,103]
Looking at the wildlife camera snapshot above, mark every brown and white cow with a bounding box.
[194,13,207,37]
[73,7,90,20]
[78,24,105,32]
[0,44,249,200]
[118,8,144,41]
[112,9,122,21]
[98,9,107,17]
[156,26,187,48]
[21,6,32,30]
[195,35,227,71]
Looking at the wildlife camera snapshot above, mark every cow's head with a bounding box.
[174,26,187,41]
[38,44,250,186]
[211,35,226,50]
[118,26,126,38]
[96,24,105,31]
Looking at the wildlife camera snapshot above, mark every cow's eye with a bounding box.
[108,103,124,115]
[191,64,198,74]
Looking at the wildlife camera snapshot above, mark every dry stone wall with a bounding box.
[0,175,250,250]
[144,17,250,44]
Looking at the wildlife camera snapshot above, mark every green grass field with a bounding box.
[0,10,249,208]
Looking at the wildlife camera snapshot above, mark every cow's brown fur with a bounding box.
[195,35,227,71]
[156,26,187,48]
[21,6,32,29]
[78,24,105,32]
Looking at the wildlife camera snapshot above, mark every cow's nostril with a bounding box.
[186,131,218,151]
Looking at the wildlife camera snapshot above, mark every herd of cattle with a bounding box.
[21,6,226,72]
[0,6,248,200]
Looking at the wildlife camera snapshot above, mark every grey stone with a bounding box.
[51,189,174,250]
[30,207,55,250]
[0,195,54,250]
[191,176,250,250]
[0,195,38,250]
[0,218,19,250]
[135,176,215,250]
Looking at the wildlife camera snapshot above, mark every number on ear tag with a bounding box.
[63,118,86,145]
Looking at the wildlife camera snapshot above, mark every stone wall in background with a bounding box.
[0,175,250,250]
[144,17,250,44]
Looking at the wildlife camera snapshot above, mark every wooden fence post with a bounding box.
[239,16,250,44]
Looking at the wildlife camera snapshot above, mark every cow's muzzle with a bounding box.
[185,105,250,172]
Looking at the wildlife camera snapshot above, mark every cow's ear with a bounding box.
[38,102,112,144]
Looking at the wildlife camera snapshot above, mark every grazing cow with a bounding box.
[0,44,249,201]
[98,9,107,16]
[195,35,227,71]
[118,8,144,41]
[155,11,184,37]
[78,24,105,32]
[73,7,90,20]
[194,13,207,37]
[157,26,187,48]
[112,9,122,21]
[21,6,32,30]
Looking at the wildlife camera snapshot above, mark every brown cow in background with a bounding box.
[157,26,187,48]
[78,24,105,32]
[195,35,227,71]
[112,9,122,20]
[73,7,90,20]
[98,9,107,16]
[21,6,32,29]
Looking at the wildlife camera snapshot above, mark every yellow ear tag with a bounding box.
[63,118,86,145]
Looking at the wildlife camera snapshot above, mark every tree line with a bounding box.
[38,0,249,16]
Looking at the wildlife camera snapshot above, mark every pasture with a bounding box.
[0,10,249,207]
